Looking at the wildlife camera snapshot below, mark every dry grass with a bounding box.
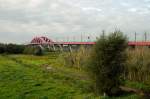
[126,47,150,83]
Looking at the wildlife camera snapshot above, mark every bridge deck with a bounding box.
[30,41,150,46]
[30,36,150,46]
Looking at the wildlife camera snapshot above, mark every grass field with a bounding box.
[0,53,140,99]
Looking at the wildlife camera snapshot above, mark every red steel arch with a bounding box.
[30,36,54,45]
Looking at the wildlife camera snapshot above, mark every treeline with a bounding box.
[0,43,43,55]
[0,43,25,54]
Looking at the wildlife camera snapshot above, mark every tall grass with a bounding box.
[58,46,91,69]
[58,45,150,86]
[126,47,150,84]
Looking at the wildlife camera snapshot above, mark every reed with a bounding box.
[126,47,150,84]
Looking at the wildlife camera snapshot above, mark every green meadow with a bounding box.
[0,52,140,99]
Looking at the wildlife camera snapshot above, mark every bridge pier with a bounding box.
[69,45,72,52]
[52,44,56,51]
[38,45,44,50]
[59,44,63,52]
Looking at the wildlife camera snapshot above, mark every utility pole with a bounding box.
[81,33,83,42]
[67,36,69,42]
[87,35,90,42]
[102,30,105,38]
[135,32,137,42]
[73,36,75,42]
[144,32,147,41]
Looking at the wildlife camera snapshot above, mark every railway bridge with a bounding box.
[29,36,150,51]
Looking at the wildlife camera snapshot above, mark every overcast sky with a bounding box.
[0,0,150,43]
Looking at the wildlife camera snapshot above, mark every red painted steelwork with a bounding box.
[30,36,54,45]
[60,42,96,45]
[128,42,150,46]
[30,36,150,46]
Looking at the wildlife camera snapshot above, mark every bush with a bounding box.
[88,30,128,96]
[23,46,43,56]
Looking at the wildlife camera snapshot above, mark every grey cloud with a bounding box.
[0,0,150,43]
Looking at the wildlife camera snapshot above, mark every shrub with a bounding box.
[88,30,128,96]
[23,46,43,56]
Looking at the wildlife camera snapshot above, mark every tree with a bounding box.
[88,30,127,96]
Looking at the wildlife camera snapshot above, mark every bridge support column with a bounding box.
[52,44,56,51]
[48,44,50,50]
[48,44,51,51]
[59,44,63,52]
[69,45,72,52]
[39,45,44,50]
